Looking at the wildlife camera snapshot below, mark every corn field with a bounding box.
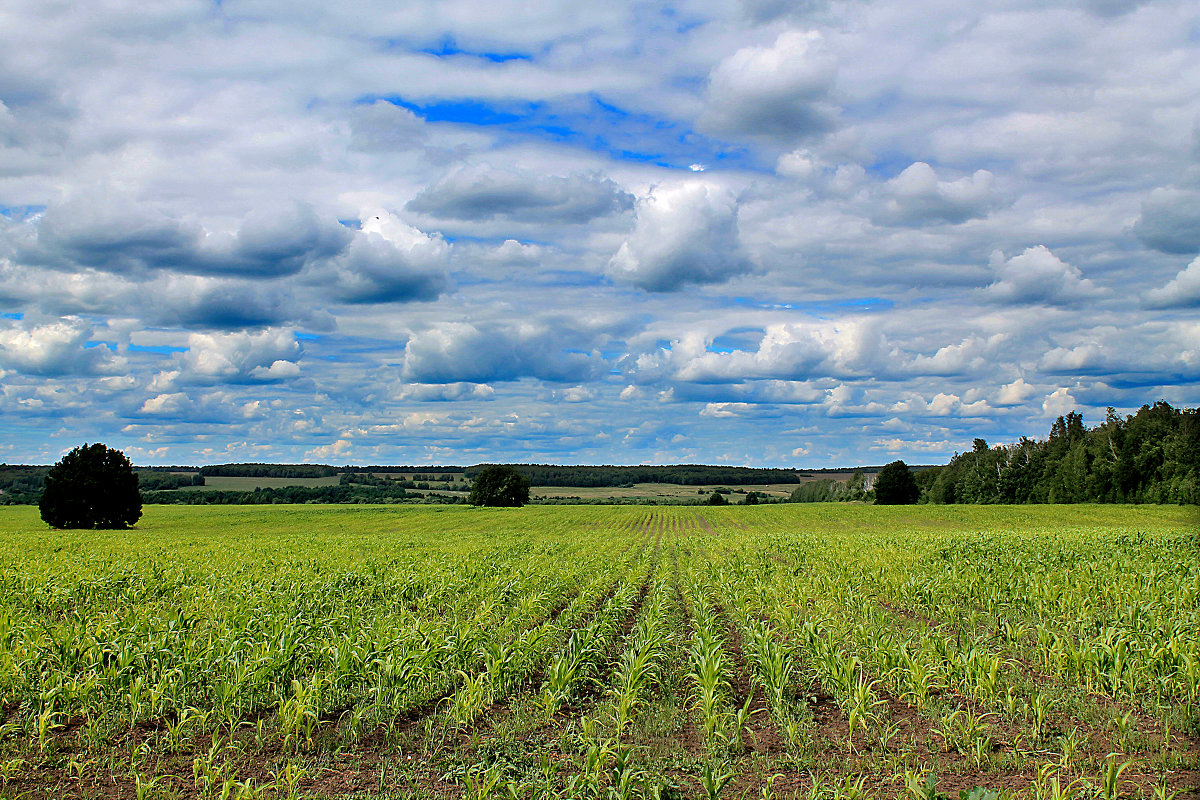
[0,503,1197,800]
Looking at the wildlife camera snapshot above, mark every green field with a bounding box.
[1,504,1197,800]
[531,483,798,501]
[180,476,344,492]
[172,476,787,500]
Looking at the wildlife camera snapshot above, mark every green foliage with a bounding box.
[790,474,872,503]
[140,483,455,505]
[790,478,839,502]
[39,443,142,529]
[874,460,920,505]
[928,402,1199,505]
[199,463,339,478]
[135,471,204,490]
[468,464,531,507]
[706,490,729,505]
[0,464,48,504]
[0,502,1195,796]
[464,463,801,487]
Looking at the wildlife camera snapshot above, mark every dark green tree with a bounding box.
[39,443,142,529]
[467,464,531,507]
[873,460,920,505]
[706,490,729,505]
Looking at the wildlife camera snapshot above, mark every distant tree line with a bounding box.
[141,484,464,505]
[7,403,1194,507]
[0,465,48,504]
[340,472,402,487]
[464,464,801,487]
[64,461,800,488]
[198,463,339,478]
[355,465,468,473]
[137,471,205,490]
[1,465,201,503]
[789,470,873,503]
[339,473,458,490]
[921,402,1199,505]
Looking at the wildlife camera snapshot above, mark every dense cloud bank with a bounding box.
[2,0,1199,466]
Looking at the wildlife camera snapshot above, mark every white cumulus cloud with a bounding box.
[877,162,1000,226]
[608,182,753,292]
[702,30,838,141]
[1144,255,1200,308]
[983,246,1104,305]
[179,328,302,383]
[0,319,122,377]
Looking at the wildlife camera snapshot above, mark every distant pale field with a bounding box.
[531,481,799,500]
[1,503,1197,800]
[177,475,343,491]
[169,474,802,497]
[176,474,467,492]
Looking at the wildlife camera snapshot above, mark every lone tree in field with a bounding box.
[873,460,920,505]
[468,464,531,507]
[39,443,142,529]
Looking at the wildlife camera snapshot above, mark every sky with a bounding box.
[1,0,1199,468]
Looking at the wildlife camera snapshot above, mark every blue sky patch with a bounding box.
[0,205,46,221]
[371,94,763,171]
[418,37,534,63]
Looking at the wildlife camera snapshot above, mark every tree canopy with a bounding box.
[468,464,531,507]
[39,443,142,529]
[874,460,920,505]
[925,403,1199,505]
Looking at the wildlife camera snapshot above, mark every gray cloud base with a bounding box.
[1,0,1198,466]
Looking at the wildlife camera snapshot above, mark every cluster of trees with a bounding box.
[0,465,48,505]
[340,473,459,490]
[790,471,873,503]
[199,463,339,478]
[703,488,769,505]
[357,465,468,473]
[142,484,463,505]
[468,465,530,507]
[341,472,406,487]
[465,464,800,487]
[20,401,1198,528]
[922,403,1199,505]
[39,444,142,528]
[136,471,205,490]
[2,465,203,502]
[788,464,921,505]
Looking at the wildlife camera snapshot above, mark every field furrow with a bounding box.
[0,503,1196,799]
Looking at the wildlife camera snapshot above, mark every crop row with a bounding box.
[0,504,1196,800]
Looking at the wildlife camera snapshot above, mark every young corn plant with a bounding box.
[688,607,734,751]
[744,618,795,717]
[279,674,324,752]
[698,763,735,800]
[1093,754,1133,800]
[610,585,671,737]
[540,583,636,715]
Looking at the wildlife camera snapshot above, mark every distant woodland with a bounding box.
[464,464,802,487]
[1,401,1195,505]
[198,463,339,478]
[918,402,1199,505]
